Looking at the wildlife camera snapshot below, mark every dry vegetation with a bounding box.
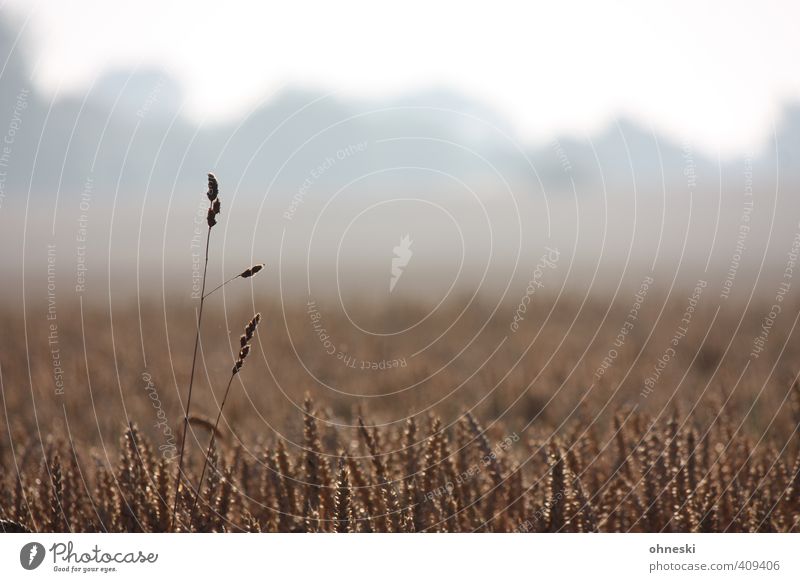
[0,387,798,532]
[1,293,799,532]
[1,175,799,532]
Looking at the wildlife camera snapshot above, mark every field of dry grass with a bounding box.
[1,289,799,532]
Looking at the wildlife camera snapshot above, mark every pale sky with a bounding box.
[3,0,799,156]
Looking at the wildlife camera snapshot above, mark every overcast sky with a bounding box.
[3,0,799,157]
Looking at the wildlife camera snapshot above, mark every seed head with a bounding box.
[232,313,261,374]
[207,197,221,228]
[245,313,261,337]
[206,173,219,201]
[205,173,221,227]
[240,264,265,279]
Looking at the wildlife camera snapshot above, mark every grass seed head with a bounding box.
[206,173,218,201]
[240,264,265,279]
[232,313,260,374]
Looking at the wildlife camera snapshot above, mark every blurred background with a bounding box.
[1,1,799,301]
[1,1,800,441]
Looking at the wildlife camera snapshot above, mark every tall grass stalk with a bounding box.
[171,173,220,531]
[187,313,260,530]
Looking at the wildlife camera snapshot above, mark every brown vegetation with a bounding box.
[1,386,798,532]
[1,175,798,532]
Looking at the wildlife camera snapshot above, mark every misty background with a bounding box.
[1,3,799,308]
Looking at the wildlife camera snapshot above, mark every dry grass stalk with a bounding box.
[172,173,223,530]
[188,313,261,529]
[333,458,353,533]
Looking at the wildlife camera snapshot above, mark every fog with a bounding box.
[1,14,798,308]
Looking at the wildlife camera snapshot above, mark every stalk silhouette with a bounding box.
[187,313,261,530]
[171,173,221,531]
[203,264,264,299]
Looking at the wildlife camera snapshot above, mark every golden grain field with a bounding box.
[1,175,798,533]
[1,291,798,532]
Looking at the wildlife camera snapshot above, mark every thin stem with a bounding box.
[187,372,237,530]
[171,226,211,531]
[202,274,241,300]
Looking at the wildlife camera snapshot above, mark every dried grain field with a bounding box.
[1,288,799,533]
